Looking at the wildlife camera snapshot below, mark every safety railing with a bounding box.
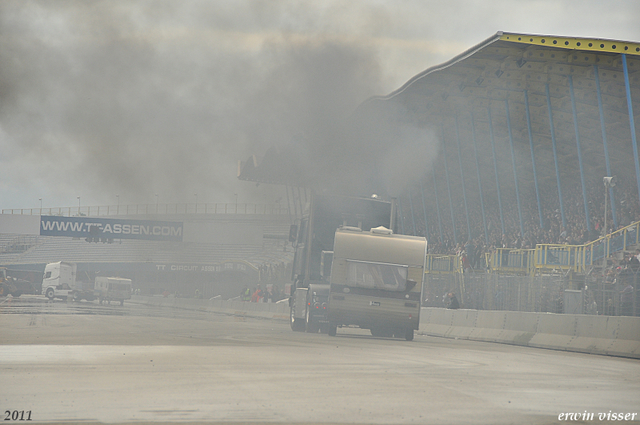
[489,248,535,275]
[534,244,582,273]
[425,254,461,274]
[423,220,640,277]
[533,221,640,274]
[1,202,290,217]
[580,221,640,269]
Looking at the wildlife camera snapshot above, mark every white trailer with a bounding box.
[94,277,132,306]
[327,226,427,340]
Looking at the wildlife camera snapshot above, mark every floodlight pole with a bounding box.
[602,176,615,277]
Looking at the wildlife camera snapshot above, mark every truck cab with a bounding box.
[288,193,395,333]
[42,261,95,301]
[42,261,75,300]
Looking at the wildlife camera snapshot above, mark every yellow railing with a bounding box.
[427,220,640,276]
[489,248,535,275]
[535,221,640,274]
[580,221,640,270]
[534,244,582,273]
[425,254,461,274]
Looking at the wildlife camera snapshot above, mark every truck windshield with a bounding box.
[346,260,408,291]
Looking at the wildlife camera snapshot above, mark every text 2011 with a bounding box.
[4,411,32,421]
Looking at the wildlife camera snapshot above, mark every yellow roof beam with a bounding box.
[499,32,640,56]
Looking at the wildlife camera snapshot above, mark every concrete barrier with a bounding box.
[130,296,639,358]
[418,307,640,359]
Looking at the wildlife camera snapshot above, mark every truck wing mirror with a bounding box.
[405,279,417,292]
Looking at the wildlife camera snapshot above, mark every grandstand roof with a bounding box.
[370,31,640,182]
[239,31,640,192]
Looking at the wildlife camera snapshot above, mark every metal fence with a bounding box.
[422,270,639,317]
[2,202,290,217]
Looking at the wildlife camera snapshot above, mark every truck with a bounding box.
[42,261,96,301]
[42,261,131,305]
[326,226,427,340]
[288,193,396,333]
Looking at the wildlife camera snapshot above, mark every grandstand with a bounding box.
[237,32,640,316]
[240,32,640,253]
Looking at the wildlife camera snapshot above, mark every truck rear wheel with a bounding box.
[405,328,414,341]
[45,288,54,300]
[328,324,337,337]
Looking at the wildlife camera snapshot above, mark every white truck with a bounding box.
[42,261,131,305]
[327,226,427,340]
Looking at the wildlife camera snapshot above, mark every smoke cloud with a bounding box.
[1,0,638,209]
[0,1,402,208]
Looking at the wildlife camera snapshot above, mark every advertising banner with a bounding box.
[40,216,183,242]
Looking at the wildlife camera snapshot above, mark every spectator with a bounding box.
[252,285,264,303]
[446,292,460,309]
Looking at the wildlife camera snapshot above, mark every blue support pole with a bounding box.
[408,186,417,236]
[419,179,429,238]
[505,99,525,239]
[594,65,618,229]
[525,90,544,229]
[441,124,458,244]
[471,110,489,245]
[545,84,566,229]
[569,75,592,232]
[432,167,445,243]
[455,115,472,241]
[622,54,640,209]
[487,107,505,235]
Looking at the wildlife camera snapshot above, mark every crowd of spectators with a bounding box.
[239,283,285,303]
[403,174,640,316]
[412,176,640,258]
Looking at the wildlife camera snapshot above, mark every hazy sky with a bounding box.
[1,0,639,211]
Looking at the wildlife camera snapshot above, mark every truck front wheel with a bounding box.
[45,288,54,300]
[305,308,319,333]
[328,324,337,337]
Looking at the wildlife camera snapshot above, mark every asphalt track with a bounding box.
[1,296,639,425]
